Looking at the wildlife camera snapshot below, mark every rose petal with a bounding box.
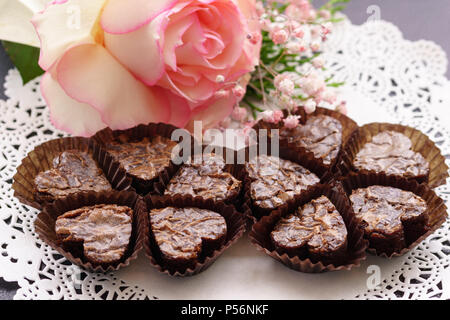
[41,72,107,136]
[31,0,106,70]
[56,44,170,130]
[104,14,167,85]
[0,0,46,47]
[157,88,192,128]
[161,72,216,103]
[236,0,262,67]
[100,0,177,34]
[163,15,195,71]
[187,94,237,130]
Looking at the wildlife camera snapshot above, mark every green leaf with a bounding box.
[2,41,44,84]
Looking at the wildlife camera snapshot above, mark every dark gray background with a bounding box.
[0,0,449,300]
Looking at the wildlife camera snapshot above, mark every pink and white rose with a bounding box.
[31,0,261,136]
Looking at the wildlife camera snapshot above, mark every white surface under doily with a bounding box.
[0,19,449,300]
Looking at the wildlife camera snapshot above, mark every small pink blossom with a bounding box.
[283,115,300,129]
[231,106,247,121]
[279,94,297,109]
[312,57,325,68]
[304,99,317,114]
[308,9,317,21]
[311,25,322,37]
[214,89,230,99]
[260,18,271,31]
[319,10,331,19]
[335,101,348,115]
[255,1,265,16]
[216,74,225,83]
[301,72,325,96]
[232,85,246,99]
[285,2,311,21]
[277,78,295,95]
[293,27,305,38]
[274,74,289,88]
[310,41,321,52]
[247,31,262,45]
[261,110,284,124]
[272,29,289,45]
[322,89,337,104]
[286,40,306,53]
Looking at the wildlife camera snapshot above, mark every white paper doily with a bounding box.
[0,19,449,300]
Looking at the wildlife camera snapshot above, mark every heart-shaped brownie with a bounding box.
[271,196,348,265]
[352,131,429,178]
[349,185,429,255]
[165,153,241,202]
[34,150,112,203]
[106,135,177,181]
[246,155,320,210]
[55,204,133,265]
[280,115,343,165]
[150,207,227,267]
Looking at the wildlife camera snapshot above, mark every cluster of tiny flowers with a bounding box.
[253,0,347,129]
[220,0,348,139]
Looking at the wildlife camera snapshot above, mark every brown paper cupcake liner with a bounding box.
[338,122,449,188]
[34,190,146,272]
[92,122,195,195]
[253,106,359,172]
[12,137,132,210]
[249,183,368,273]
[340,172,448,258]
[242,142,334,221]
[143,194,247,276]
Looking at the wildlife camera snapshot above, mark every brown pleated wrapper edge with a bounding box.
[143,194,247,277]
[249,183,368,273]
[34,190,146,272]
[338,122,449,188]
[12,137,132,210]
[92,122,194,195]
[340,172,448,258]
[253,106,359,172]
[242,142,334,221]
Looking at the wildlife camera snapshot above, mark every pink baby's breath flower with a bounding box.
[319,10,331,19]
[321,22,332,36]
[293,27,305,38]
[279,94,296,109]
[277,78,295,95]
[310,41,321,52]
[232,85,246,99]
[272,29,289,45]
[272,110,284,123]
[216,74,225,83]
[322,89,337,104]
[248,31,262,45]
[274,74,288,88]
[311,25,321,37]
[312,56,325,68]
[283,115,300,129]
[231,106,248,121]
[260,18,271,31]
[301,72,325,96]
[255,1,265,16]
[286,40,306,54]
[214,89,230,99]
[335,101,348,115]
[304,99,317,114]
[261,110,284,124]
